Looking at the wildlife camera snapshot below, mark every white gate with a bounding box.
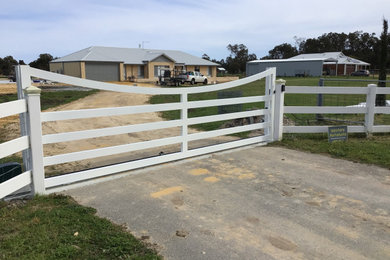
[1,65,280,198]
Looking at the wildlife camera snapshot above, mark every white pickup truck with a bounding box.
[179,71,208,85]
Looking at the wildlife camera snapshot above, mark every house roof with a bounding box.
[52,46,218,66]
[289,52,370,65]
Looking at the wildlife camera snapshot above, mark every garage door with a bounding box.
[85,62,119,81]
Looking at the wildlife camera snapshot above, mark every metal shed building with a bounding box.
[247,52,370,77]
[246,58,328,77]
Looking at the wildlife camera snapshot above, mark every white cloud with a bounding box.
[1,0,389,62]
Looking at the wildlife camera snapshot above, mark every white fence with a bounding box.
[279,83,390,135]
[0,66,278,199]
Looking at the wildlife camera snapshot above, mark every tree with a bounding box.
[225,44,257,74]
[202,53,210,60]
[18,60,26,65]
[263,43,298,59]
[293,36,306,53]
[0,56,18,75]
[376,18,388,106]
[29,53,54,71]
[297,31,379,67]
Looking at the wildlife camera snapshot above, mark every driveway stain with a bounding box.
[189,168,210,176]
[204,176,220,183]
[150,186,183,198]
[268,236,297,251]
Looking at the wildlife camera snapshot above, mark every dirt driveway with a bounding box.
[64,145,390,260]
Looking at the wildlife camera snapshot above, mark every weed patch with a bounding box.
[0,194,161,259]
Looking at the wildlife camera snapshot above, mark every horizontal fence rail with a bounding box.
[0,99,27,119]
[41,96,269,122]
[0,136,29,158]
[0,171,32,199]
[29,66,271,95]
[285,106,366,114]
[45,136,268,189]
[285,86,367,94]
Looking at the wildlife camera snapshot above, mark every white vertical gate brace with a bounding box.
[25,86,45,194]
[181,93,188,153]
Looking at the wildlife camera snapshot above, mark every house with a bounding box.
[49,46,219,82]
[246,52,370,77]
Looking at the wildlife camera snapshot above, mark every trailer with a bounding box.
[158,68,185,87]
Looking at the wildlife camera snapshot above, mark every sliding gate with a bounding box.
[1,66,278,197]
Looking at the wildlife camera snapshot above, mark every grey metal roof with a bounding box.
[52,46,218,66]
[248,58,329,63]
[289,52,370,65]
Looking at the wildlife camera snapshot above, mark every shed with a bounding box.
[246,58,329,77]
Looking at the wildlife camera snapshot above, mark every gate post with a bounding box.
[15,65,32,182]
[25,86,45,194]
[365,84,377,136]
[273,79,286,141]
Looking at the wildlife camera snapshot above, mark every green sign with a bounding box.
[328,126,348,142]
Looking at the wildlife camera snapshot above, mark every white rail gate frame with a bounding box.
[0,66,279,198]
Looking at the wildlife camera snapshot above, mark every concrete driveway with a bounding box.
[64,146,390,260]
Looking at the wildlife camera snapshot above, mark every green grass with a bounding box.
[271,133,390,169]
[0,90,99,110]
[0,194,161,260]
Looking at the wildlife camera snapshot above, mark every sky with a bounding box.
[1,0,389,63]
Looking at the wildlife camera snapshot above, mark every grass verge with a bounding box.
[0,194,161,259]
[271,133,390,169]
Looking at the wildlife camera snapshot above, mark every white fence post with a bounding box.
[273,79,286,141]
[181,92,188,153]
[365,84,377,135]
[25,86,45,194]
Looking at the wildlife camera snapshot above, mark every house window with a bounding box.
[138,65,144,78]
[194,66,200,72]
[208,67,212,76]
[154,65,169,77]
